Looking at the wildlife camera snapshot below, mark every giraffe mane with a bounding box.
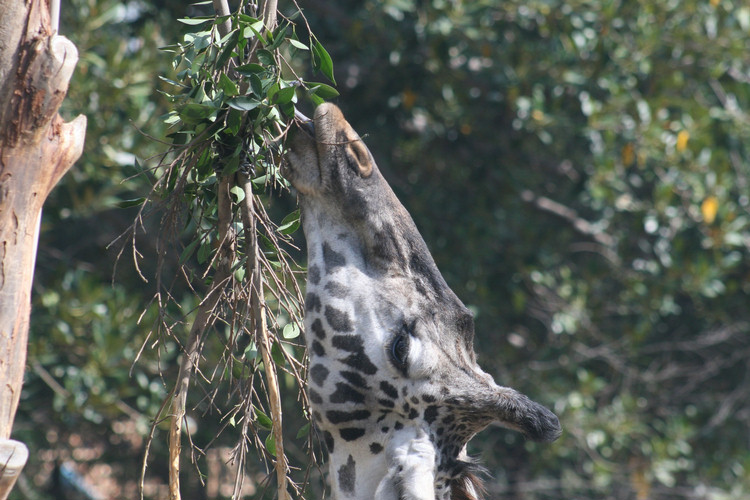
[451,459,488,500]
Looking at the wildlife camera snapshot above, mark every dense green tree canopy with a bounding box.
[12,0,750,499]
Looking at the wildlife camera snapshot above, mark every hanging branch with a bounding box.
[125,0,340,497]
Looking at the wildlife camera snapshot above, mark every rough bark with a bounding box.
[0,0,85,497]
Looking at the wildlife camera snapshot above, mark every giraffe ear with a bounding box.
[344,135,373,178]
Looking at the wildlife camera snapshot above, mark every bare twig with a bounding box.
[241,175,291,500]
[168,176,235,500]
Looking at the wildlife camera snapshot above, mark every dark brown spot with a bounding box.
[325,306,353,332]
[380,381,398,399]
[308,265,321,285]
[311,318,326,339]
[324,281,349,298]
[323,242,346,272]
[369,442,384,454]
[309,389,323,404]
[312,340,326,356]
[327,409,371,424]
[306,292,321,313]
[323,430,335,452]
[310,364,329,386]
[330,382,365,404]
[339,428,366,441]
[424,406,439,424]
[341,371,368,389]
[338,455,356,493]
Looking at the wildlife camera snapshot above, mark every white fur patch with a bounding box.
[374,426,436,500]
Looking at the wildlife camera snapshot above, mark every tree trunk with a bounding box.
[0,1,86,498]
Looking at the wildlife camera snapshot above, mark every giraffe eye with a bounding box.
[390,329,410,372]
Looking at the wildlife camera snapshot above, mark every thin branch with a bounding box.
[241,176,291,500]
[168,176,235,500]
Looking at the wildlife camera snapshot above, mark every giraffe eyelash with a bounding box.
[389,323,412,375]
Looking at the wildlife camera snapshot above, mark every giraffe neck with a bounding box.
[301,210,444,499]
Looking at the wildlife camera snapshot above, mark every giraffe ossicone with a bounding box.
[283,104,561,500]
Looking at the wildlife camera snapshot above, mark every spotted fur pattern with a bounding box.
[284,104,561,500]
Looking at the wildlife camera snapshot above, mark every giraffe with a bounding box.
[283,104,561,500]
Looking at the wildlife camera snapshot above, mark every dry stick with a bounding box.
[240,176,291,500]
[242,0,291,495]
[168,177,235,500]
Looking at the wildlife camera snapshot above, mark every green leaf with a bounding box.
[288,38,309,51]
[230,185,246,203]
[296,422,310,439]
[254,407,273,430]
[265,432,276,456]
[312,39,336,84]
[267,24,288,51]
[271,86,296,105]
[226,108,243,136]
[216,32,239,68]
[223,155,240,175]
[308,82,339,100]
[256,49,275,67]
[116,197,146,209]
[251,174,268,187]
[277,209,300,234]
[177,17,213,25]
[197,239,213,264]
[179,239,200,265]
[227,97,260,111]
[309,93,325,107]
[242,20,266,42]
[217,73,238,97]
[243,341,257,359]
[234,265,245,282]
[282,323,300,339]
[271,341,286,366]
[179,103,215,124]
[236,63,265,75]
[249,74,264,97]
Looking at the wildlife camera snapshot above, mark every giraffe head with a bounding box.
[283,104,561,500]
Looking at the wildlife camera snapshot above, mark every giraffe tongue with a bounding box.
[294,109,314,134]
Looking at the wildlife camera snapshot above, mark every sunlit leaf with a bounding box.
[282,323,300,339]
[676,130,690,152]
[277,209,301,234]
[701,196,718,224]
[288,38,309,50]
[177,17,213,25]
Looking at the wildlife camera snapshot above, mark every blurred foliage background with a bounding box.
[11,0,750,499]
